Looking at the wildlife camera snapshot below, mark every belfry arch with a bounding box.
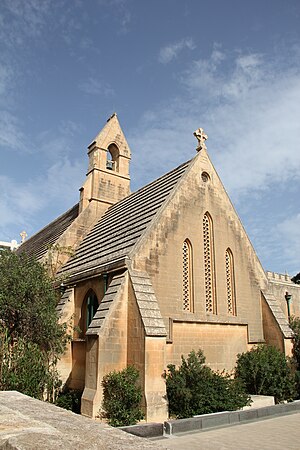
[107,143,120,171]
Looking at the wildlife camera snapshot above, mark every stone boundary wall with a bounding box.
[121,400,300,438]
[0,391,159,450]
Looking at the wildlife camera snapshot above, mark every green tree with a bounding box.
[235,345,296,403]
[101,366,144,427]
[289,316,300,368]
[0,250,68,400]
[288,316,300,397]
[164,349,249,419]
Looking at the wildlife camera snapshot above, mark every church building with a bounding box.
[18,114,300,422]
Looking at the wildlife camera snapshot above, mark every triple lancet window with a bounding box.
[203,212,217,314]
[182,239,193,312]
[181,214,236,316]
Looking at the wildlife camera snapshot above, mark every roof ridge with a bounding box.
[17,203,79,258]
[60,159,193,278]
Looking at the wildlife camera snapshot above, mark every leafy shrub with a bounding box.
[289,316,300,368]
[101,366,144,427]
[164,349,249,419]
[0,250,69,401]
[55,388,83,413]
[288,316,300,397]
[0,331,60,400]
[235,345,296,403]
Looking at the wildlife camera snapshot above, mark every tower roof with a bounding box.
[89,112,131,159]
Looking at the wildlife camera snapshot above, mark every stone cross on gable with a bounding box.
[20,230,27,243]
[193,128,208,152]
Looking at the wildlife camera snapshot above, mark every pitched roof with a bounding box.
[86,272,126,336]
[86,270,168,337]
[262,290,294,338]
[129,270,167,337]
[60,160,192,279]
[17,204,79,260]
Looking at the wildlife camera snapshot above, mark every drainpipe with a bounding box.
[285,292,292,320]
[103,273,108,295]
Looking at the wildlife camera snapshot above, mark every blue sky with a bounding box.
[1,0,300,275]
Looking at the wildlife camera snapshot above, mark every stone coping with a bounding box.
[121,400,300,438]
[0,391,162,449]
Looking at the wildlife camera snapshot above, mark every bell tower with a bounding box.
[79,113,131,215]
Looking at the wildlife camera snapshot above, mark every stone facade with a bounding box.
[18,114,300,422]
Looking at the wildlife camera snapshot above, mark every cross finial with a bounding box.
[20,230,27,243]
[193,128,208,152]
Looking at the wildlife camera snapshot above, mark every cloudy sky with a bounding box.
[1,0,300,275]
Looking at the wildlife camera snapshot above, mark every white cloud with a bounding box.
[0,1,60,156]
[96,0,131,34]
[0,111,28,152]
[1,0,52,47]
[129,45,300,274]
[275,214,300,275]
[0,64,12,99]
[132,46,300,199]
[158,38,196,64]
[79,77,115,96]
[0,156,85,241]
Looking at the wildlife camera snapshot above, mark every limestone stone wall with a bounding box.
[127,278,168,422]
[144,336,168,422]
[57,277,105,390]
[266,272,300,318]
[70,340,86,390]
[166,322,248,372]
[0,391,157,449]
[261,295,285,352]
[131,149,267,371]
[81,275,129,417]
[127,279,145,381]
[56,289,74,385]
[81,166,130,210]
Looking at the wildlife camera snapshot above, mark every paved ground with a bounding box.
[154,411,300,450]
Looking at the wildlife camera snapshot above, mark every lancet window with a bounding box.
[182,239,193,312]
[225,248,236,315]
[203,212,217,314]
[81,290,99,335]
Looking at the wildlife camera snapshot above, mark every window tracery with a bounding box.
[203,213,216,313]
[225,248,236,315]
[182,239,193,312]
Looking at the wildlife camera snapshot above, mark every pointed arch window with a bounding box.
[203,212,217,314]
[81,290,99,335]
[225,248,236,315]
[182,239,193,312]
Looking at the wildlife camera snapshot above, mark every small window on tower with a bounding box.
[107,144,119,171]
